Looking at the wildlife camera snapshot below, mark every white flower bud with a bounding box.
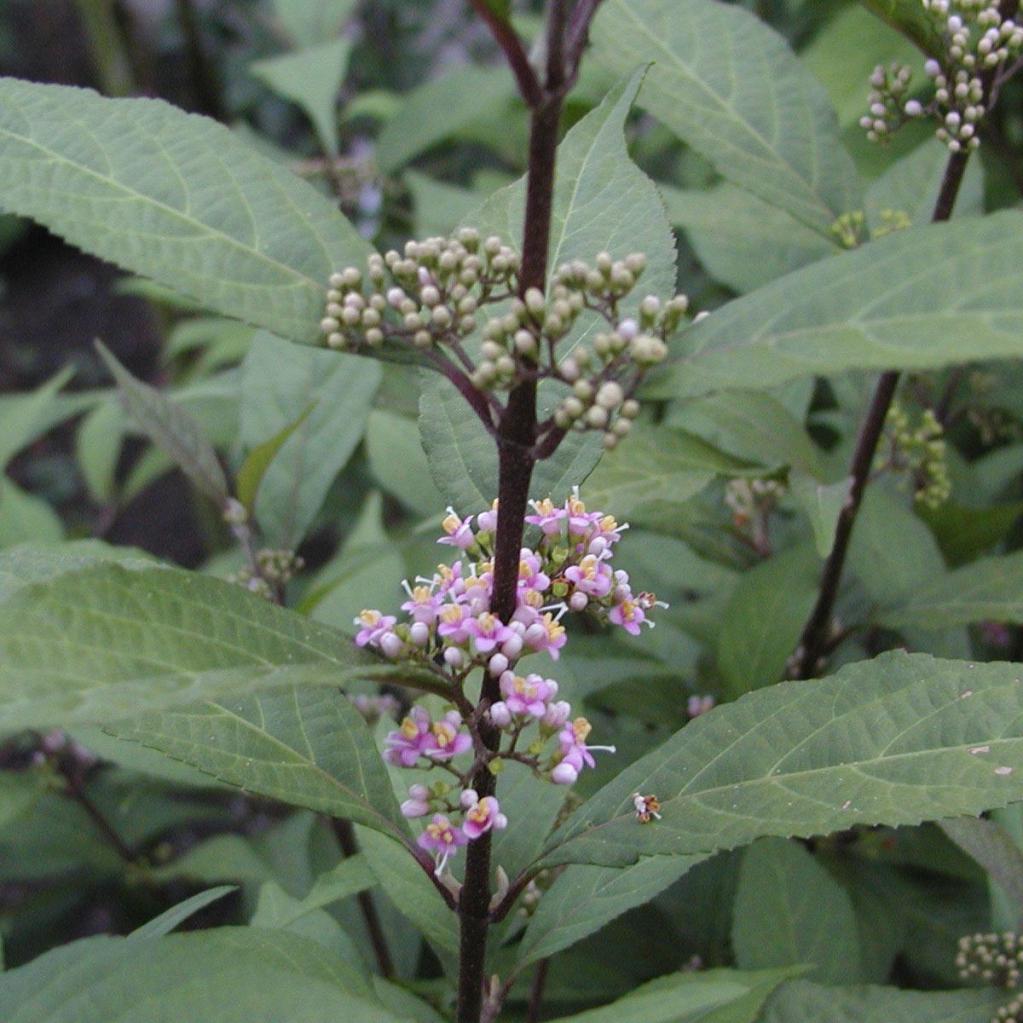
[596,381,624,410]
[551,762,578,785]
[444,646,465,668]
[489,653,509,676]
[380,632,403,658]
[490,702,512,728]
[502,633,523,659]
[410,621,430,646]
[586,405,609,429]
[569,591,588,611]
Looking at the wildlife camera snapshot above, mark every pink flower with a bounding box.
[687,694,715,718]
[466,611,513,655]
[422,711,472,761]
[401,581,443,625]
[564,554,613,598]
[525,497,566,535]
[609,596,647,635]
[437,507,475,549]
[384,708,433,766]
[565,489,601,536]
[523,610,568,660]
[460,793,508,839]
[401,784,431,818]
[477,499,499,533]
[517,549,551,594]
[417,814,467,874]
[437,603,472,645]
[500,671,557,718]
[353,609,397,647]
[553,717,615,784]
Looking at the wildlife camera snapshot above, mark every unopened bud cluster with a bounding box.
[958,931,1023,988]
[354,490,665,876]
[724,478,786,529]
[321,232,693,453]
[228,548,304,598]
[862,2,1023,152]
[878,402,951,509]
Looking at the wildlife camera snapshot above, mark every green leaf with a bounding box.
[878,551,1023,630]
[583,425,758,520]
[517,856,704,967]
[790,473,853,558]
[648,212,1023,401]
[251,39,353,157]
[661,182,838,295]
[355,828,460,958]
[0,77,370,345]
[273,0,358,47]
[0,769,49,828]
[0,481,64,547]
[859,0,947,57]
[240,331,380,546]
[235,402,315,513]
[0,927,405,1023]
[939,816,1023,929]
[97,342,229,505]
[761,979,1003,1023]
[376,66,517,174]
[108,685,410,841]
[0,367,73,469]
[716,546,819,700]
[592,0,861,235]
[0,559,434,732]
[365,410,444,515]
[75,401,124,503]
[252,856,375,928]
[129,886,237,940]
[0,541,153,603]
[419,373,603,510]
[538,651,1023,869]
[406,170,481,238]
[732,838,860,983]
[545,967,798,1023]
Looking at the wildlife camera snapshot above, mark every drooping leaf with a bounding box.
[129,886,237,940]
[75,401,124,503]
[878,551,1023,630]
[732,838,861,984]
[760,978,1003,1023]
[0,367,74,470]
[376,65,517,174]
[251,39,353,156]
[235,403,315,514]
[516,856,704,968]
[273,0,358,47]
[252,856,376,929]
[648,212,1023,401]
[0,559,437,732]
[0,927,405,1023]
[544,967,799,1023]
[592,0,861,235]
[537,651,1023,869]
[790,473,853,558]
[240,331,380,546]
[0,481,64,547]
[716,546,819,699]
[0,77,370,345]
[97,342,229,505]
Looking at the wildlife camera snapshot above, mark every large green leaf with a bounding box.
[545,967,798,1023]
[273,0,358,47]
[592,0,861,235]
[0,77,369,345]
[732,838,860,984]
[537,651,1023,869]
[761,979,1003,1023]
[0,541,152,603]
[240,331,381,546]
[0,928,405,1023]
[516,856,704,968]
[649,212,1023,401]
[879,551,1023,630]
[0,559,433,732]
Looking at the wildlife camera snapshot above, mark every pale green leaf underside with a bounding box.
[538,652,1023,868]
[878,551,1023,629]
[0,77,370,345]
[592,0,861,235]
[0,559,435,732]
[649,212,1023,401]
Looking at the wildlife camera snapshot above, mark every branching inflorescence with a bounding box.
[320,229,693,456]
[862,0,1023,151]
[354,488,664,878]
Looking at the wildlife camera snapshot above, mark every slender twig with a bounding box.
[564,0,606,88]
[332,819,396,977]
[467,0,544,107]
[527,959,551,1023]
[789,120,992,679]
[63,767,135,862]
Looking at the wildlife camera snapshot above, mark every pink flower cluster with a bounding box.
[361,490,665,874]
